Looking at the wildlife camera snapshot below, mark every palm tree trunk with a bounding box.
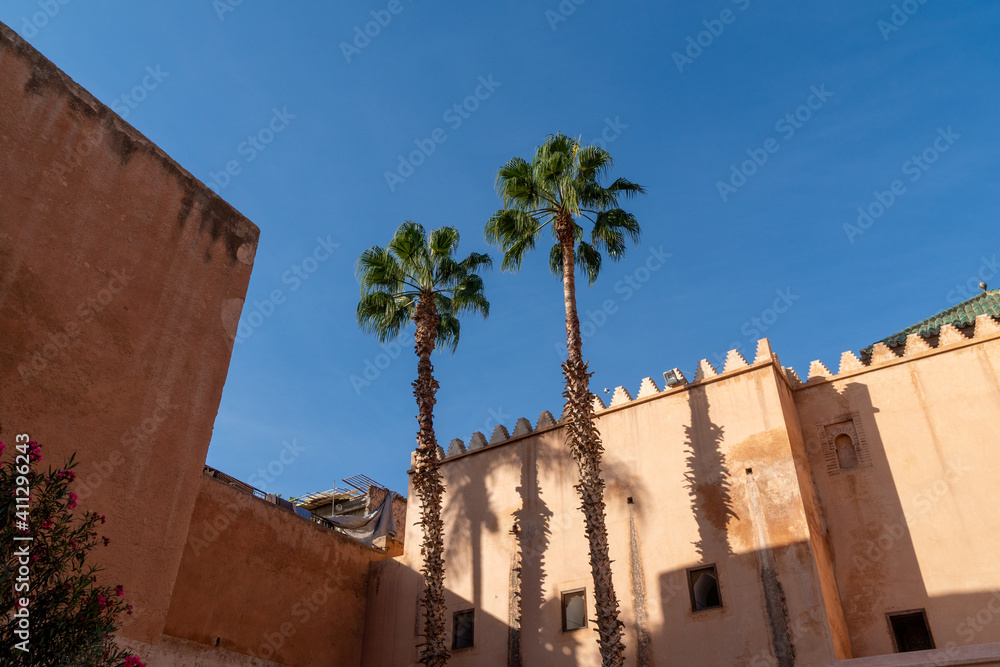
[556,213,626,667]
[412,295,449,667]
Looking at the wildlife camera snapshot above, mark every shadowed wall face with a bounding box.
[794,335,1000,658]
[0,23,257,642]
[158,476,390,667]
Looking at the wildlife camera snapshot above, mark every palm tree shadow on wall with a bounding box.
[684,387,738,559]
[443,461,499,616]
[511,438,553,667]
[510,427,654,667]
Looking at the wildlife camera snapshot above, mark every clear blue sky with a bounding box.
[5,1,998,497]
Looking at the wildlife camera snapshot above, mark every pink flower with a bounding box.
[99,515,106,524]
[67,492,78,509]
[102,537,111,547]
[56,469,75,482]
[0,442,5,457]
[27,441,42,462]
[97,593,108,609]
[124,656,145,667]
[40,519,53,530]
[126,604,134,615]
[115,585,124,597]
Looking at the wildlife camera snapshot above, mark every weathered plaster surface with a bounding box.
[0,22,257,643]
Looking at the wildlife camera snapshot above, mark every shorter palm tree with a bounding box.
[356,222,490,667]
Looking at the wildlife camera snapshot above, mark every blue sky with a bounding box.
[6,1,998,497]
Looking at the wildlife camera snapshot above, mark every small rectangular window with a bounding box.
[888,610,934,652]
[687,565,722,612]
[561,589,587,631]
[452,610,474,650]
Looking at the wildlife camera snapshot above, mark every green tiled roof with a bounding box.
[862,289,1000,356]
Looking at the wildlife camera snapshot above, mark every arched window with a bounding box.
[687,565,722,611]
[835,433,859,470]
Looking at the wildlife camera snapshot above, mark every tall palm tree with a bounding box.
[484,134,645,667]
[357,222,491,667]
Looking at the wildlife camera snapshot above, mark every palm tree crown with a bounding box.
[357,222,491,351]
[485,133,645,285]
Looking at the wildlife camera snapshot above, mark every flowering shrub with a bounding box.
[1,442,144,666]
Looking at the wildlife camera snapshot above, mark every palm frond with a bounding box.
[435,312,461,353]
[575,241,602,285]
[388,221,431,287]
[356,291,412,344]
[592,209,641,260]
[576,145,613,183]
[460,252,493,273]
[548,243,564,276]
[356,246,405,295]
[429,226,460,259]
[606,177,646,198]
[485,209,541,272]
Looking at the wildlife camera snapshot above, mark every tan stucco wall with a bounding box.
[367,329,1000,665]
[794,331,1000,658]
[835,639,1000,665]
[0,23,257,644]
[162,475,391,667]
[118,635,284,667]
[366,359,844,666]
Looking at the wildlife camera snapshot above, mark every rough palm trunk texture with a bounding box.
[412,296,449,667]
[558,216,626,667]
[508,525,522,667]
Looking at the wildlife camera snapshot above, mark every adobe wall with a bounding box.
[0,22,257,643]
[793,320,1000,657]
[834,639,1000,666]
[774,368,854,660]
[145,475,392,667]
[365,348,844,666]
